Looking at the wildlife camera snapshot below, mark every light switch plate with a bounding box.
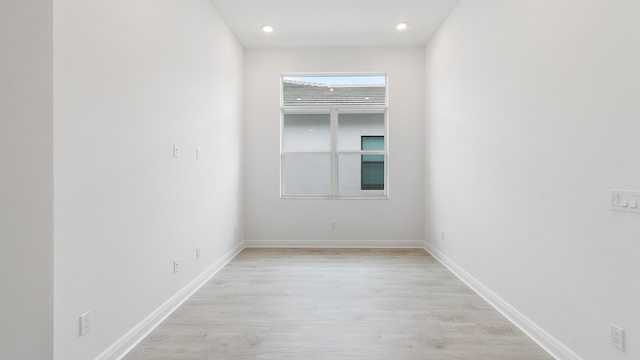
[79,311,91,336]
[612,193,620,206]
[611,190,640,213]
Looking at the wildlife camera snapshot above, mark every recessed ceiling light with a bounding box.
[262,25,274,33]
[396,22,408,31]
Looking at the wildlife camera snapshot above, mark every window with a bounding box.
[281,74,387,198]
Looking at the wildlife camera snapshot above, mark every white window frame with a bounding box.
[280,73,389,200]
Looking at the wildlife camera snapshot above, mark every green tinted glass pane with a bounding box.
[362,154,383,162]
[361,136,384,150]
[361,136,384,191]
[361,157,384,190]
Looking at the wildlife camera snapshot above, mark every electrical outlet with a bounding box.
[610,323,625,351]
[331,222,336,230]
[173,259,180,273]
[173,144,180,158]
[196,247,201,259]
[79,311,91,336]
[196,148,201,159]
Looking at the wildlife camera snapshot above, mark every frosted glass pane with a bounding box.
[337,113,385,151]
[283,153,330,195]
[283,114,330,151]
[338,154,385,196]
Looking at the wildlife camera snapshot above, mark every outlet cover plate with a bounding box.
[610,323,625,351]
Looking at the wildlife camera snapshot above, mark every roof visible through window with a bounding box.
[282,75,386,106]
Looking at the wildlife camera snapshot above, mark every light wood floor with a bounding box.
[124,248,552,360]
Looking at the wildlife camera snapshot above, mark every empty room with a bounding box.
[2,0,638,359]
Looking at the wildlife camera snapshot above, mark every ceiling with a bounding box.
[208,0,459,48]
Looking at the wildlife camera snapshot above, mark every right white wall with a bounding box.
[425,1,639,359]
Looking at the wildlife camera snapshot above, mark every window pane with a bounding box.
[338,113,385,151]
[338,154,385,196]
[361,154,384,190]
[361,136,385,190]
[283,75,386,106]
[281,74,388,198]
[362,136,384,151]
[283,153,331,196]
[283,113,330,151]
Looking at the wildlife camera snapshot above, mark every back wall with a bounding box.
[244,48,425,246]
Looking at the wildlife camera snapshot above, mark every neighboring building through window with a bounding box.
[281,74,387,198]
[361,136,384,190]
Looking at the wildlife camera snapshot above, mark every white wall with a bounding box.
[245,48,425,245]
[0,1,54,359]
[53,1,244,359]
[425,1,640,359]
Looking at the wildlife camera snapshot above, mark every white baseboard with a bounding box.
[95,241,245,360]
[245,239,424,248]
[423,241,583,360]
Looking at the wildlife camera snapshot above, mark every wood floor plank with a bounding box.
[124,248,552,359]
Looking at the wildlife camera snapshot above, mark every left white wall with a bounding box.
[53,1,244,359]
[0,1,54,359]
